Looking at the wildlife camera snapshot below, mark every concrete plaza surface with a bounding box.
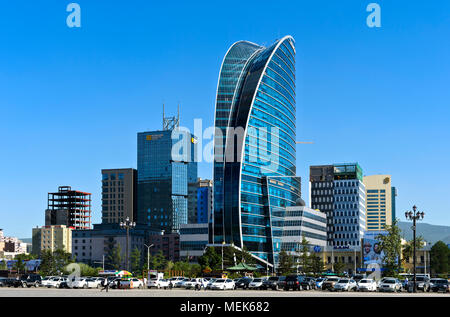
[0,288,448,297]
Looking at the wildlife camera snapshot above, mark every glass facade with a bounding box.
[137,130,197,233]
[213,36,298,267]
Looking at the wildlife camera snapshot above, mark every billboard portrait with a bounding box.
[363,231,387,267]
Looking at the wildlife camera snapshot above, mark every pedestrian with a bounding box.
[168,280,173,290]
[100,278,109,293]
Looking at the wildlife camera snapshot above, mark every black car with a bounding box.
[0,277,9,287]
[234,277,253,289]
[430,279,449,293]
[300,277,316,290]
[407,276,431,292]
[20,274,42,288]
[284,275,305,291]
[4,277,25,288]
[262,276,282,290]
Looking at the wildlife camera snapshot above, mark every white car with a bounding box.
[206,278,217,290]
[333,278,358,291]
[130,278,144,289]
[41,276,55,287]
[378,278,402,292]
[47,277,65,288]
[86,277,104,289]
[148,278,167,289]
[357,279,377,292]
[210,279,235,290]
[175,278,190,288]
[248,278,265,290]
[184,278,209,289]
[72,277,88,289]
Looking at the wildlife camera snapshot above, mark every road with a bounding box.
[0,287,448,297]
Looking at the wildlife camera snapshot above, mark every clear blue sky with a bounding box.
[1,1,449,238]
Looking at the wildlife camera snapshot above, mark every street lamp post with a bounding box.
[120,217,136,272]
[221,241,225,271]
[405,205,425,293]
[144,244,154,271]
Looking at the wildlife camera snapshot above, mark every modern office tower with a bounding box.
[46,186,92,230]
[137,112,197,233]
[281,205,327,256]
[310,163,367,247]
[33,225,72,254]
[363,175,396,231]
[189,178,213,224]
[180,223,209,261]
[101,168,137,224]
[212,36,299,268]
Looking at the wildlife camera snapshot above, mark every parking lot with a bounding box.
[0,287,448,297]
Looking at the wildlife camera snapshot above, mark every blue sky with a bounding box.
[1,1,449,238]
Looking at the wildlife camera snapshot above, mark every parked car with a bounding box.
[20,274,42,288]
[206,278,217,290]
[248,278,266,290]
[284,275,305,291]
[157,279,170,289]
[277,276,287,290]
[210,278,235,290]
[47,276,65,288]
[185,278,208,289]
[262,276,282,290]
[378,278,402,292]
[357,278,377,292]
[429,278,449,293]
[321,277,340,291]
[0,277,8,287]
[71,277,88,289]
[175,278,190,288]
[148,277,166,289]
[315,278,325,289]
[85,277,104,289]
[40,276,55,287]
[235,277,253,289]
[407,275,431,292]
[300,277,316,290]
[333,278,358,292]
[3,277,24,288]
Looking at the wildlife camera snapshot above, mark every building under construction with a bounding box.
[46,186,92,230]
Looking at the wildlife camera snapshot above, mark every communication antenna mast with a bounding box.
[162,104,180,131]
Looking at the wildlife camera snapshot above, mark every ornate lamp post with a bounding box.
[405,205,424,293]
[120,217,136,272]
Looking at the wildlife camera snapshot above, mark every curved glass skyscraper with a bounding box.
[212,36,300,267]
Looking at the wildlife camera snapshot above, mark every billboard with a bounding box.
[363,231,387,267]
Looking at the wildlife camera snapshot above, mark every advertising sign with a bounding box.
[363,231,387,267]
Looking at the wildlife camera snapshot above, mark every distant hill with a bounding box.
[19,238,32,244]
[398,222,450,245]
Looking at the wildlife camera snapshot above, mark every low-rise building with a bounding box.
[32,225,73,255]
[180,223,209,261]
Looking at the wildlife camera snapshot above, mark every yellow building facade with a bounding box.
[363,175,396,231]
[34,225,72,254]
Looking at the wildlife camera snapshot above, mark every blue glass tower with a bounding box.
[212,36,300,267]
[137,129,197,233]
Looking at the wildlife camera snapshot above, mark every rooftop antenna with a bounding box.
[163,104,180,131]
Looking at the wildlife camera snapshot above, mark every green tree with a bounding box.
[130,247,142,274]
[14,253,35,273]
[376,219,402,276]
[298,235,310,273]
[107,244,122,270]
[39,250,56,276]
[308,254,325,276]
[150,250,167,271]
[333,258,345,275]
[402,236,425,267]
[430,241,449,275]
[0,260,7,270]
[198,247,221,271]
[277,250,294,275]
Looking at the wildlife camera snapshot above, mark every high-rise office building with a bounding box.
[212,36,299,268]
[190,178,213,224]
[46,186,92,230]
[137,113,197,233]
[101,168,137,224]
[363,175,397,231]
[310,163,367,247]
